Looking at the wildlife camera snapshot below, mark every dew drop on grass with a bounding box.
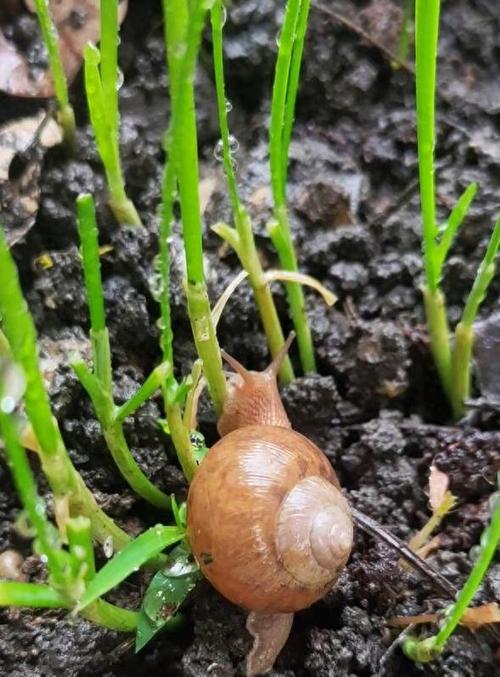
[0,362,25,414]
[116,68,124,91]
[228,134,239,154]
[214,139,224,161]
[225,99,232,113]
[213,135,239,162]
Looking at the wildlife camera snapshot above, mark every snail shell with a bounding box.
[187,424,353,613]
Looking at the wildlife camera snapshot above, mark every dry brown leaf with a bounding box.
[0,0,128,98]
[429,465,450,512]
[0,110,62,245]
[388,602,500,631]
[462,603,500,631]
[414,535,442,561]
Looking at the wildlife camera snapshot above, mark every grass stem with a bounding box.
[32,0,76,146]
[210,1,294,383]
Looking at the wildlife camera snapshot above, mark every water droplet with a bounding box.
[0,362,25,413]
[214,139,224,162]
[221,6,227,27]
[225,99,232,113]
[40,554,48,564]
[116,68,124,91]
[228,134,239,154]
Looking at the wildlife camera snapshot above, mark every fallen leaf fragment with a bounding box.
[0,0,128,98]
[388,602,500,631]
[0,110,62,245]
[429,465,450,513]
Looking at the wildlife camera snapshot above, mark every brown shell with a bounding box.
[187,424,341,613]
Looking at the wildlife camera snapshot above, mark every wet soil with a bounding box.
[1,1,500,676]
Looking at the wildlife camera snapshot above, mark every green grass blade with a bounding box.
[83,44,140,226]
[162,0,227,413]
[84,44,121,198]
[0,227,60,457]
[76,194,113,391]
[0,391,66,586]
[32,0,75,142]
[0,582,67,608]
[461,216,500,328]
[211,0,241,216]
[100,0,120,139]
[0,224,130,550]
[76,525,184,611]
[281,0,311,188]
[210,1,294,383]
[76,194,106,333]
[115,363,171,423]
[270,0,301,207]
[436,182,477,272]
[415,0,441,291]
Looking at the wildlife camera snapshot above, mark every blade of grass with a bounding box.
[0,224,130,549]
[0,391,68,590]
[161,0,227,414]
[0,582,67,608]
[436,182,477,273]
[415,0,452,401]
[72,358,171,509]
[100,0,120,140]
[269,0,316,373]
[210,1,294,383]
[281,0,311,189]
[83,44,141,226]
[451,216,500,417]
[32,0,75,145]
[415,0,441,292]
[76,525,184,611]
[76,194,112,391]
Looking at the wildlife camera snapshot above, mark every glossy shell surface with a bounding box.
[187,424,344,613]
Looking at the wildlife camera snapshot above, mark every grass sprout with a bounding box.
[32,0,76,145]
[268,0,316,375]
[71,194,172,508]
[160,0,227,417]
[210,0,294,384]
[84,0,141,226]
[404,480,500,662]
[415,0,500,418]
[0,224,129,550]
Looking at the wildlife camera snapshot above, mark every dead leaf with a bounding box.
[0,110,62,245]
[388,603,500,631]
[0,0,128,98]
[429,465,450,513]
[462,603,500,632]
[415,535,441,561]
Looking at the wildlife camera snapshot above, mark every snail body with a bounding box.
[187,337,353,614]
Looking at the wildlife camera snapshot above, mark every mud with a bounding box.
[1,1,499,676]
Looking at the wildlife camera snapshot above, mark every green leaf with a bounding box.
[171,496,187,530]
[135,544,200,652]
[0,581,67,609]
[76,525,184,611]
[436,182,477,271]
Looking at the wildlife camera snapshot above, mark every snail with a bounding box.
[187,335,354,675]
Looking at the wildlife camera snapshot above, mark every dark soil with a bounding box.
[1,1,500,676]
